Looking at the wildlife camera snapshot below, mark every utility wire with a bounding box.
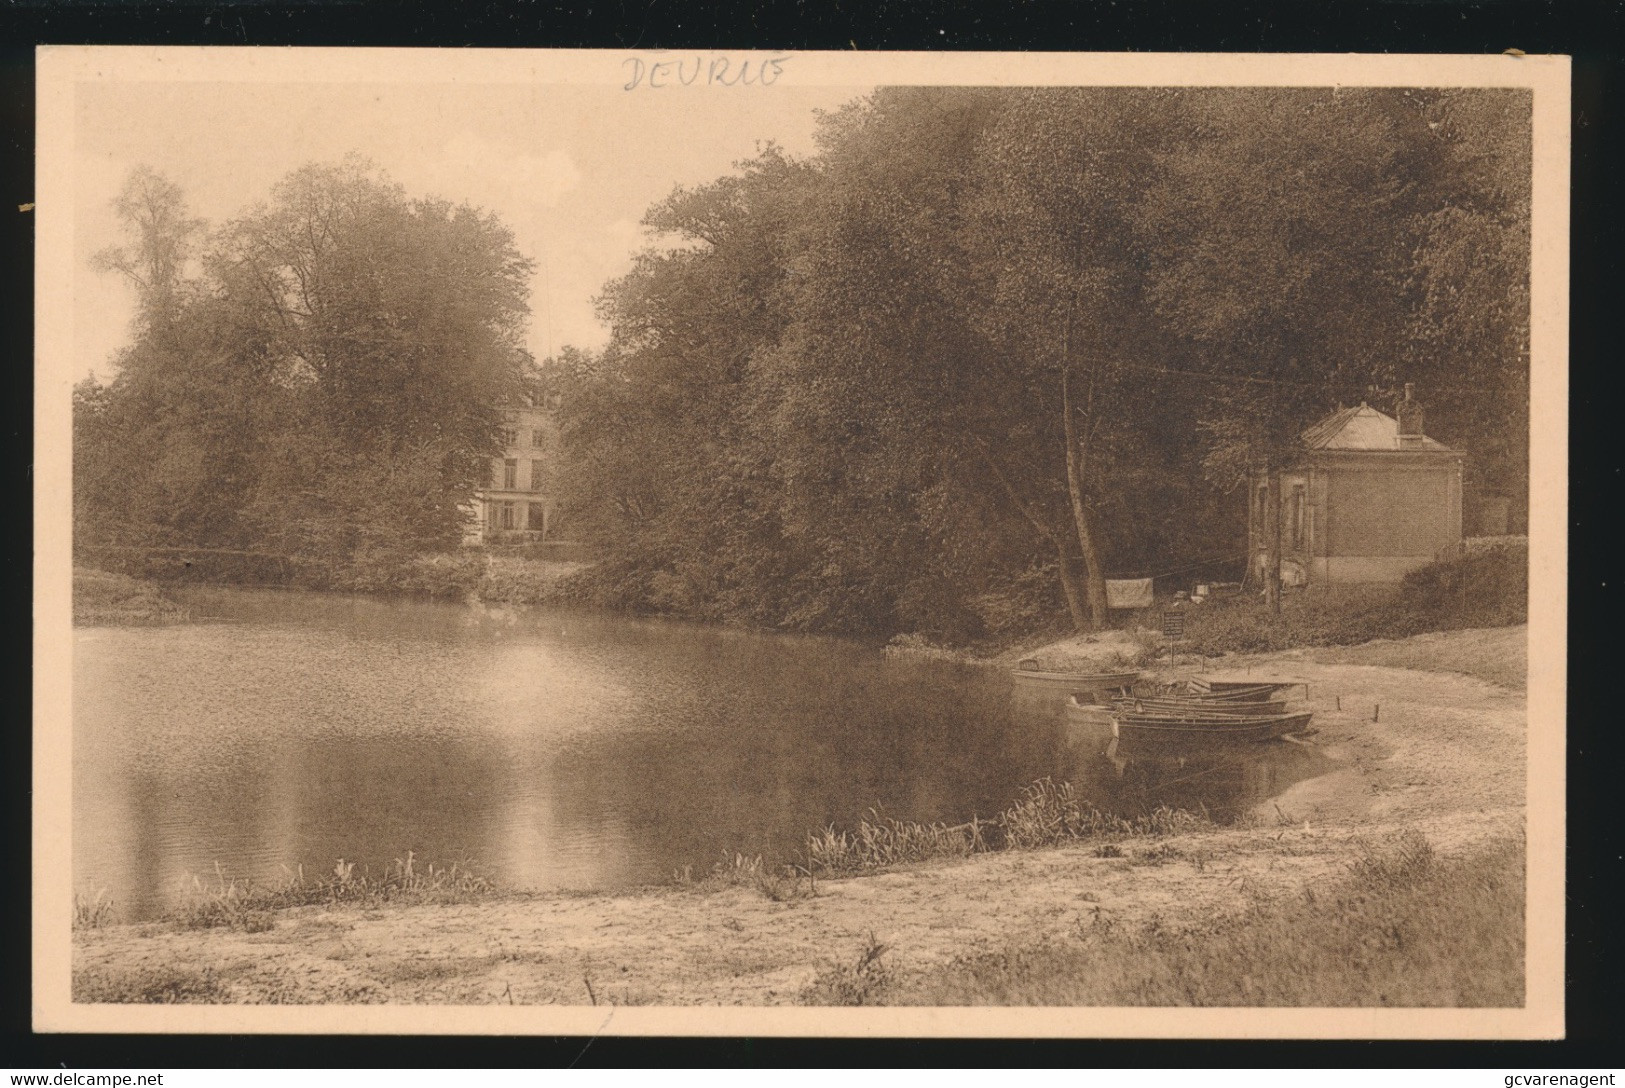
[1104,360,1516,397]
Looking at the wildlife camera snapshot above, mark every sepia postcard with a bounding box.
[34,47,1568,1038]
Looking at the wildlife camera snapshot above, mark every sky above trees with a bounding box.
[72,79,869,380]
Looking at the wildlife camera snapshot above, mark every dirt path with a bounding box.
[73,627,1527,1006]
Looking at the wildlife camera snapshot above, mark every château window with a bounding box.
[527,502,546,531]
[503,459,517,489]
[531,428,546,448]
[530,460,545,491]
[500,428,518,448]
[499,501,516,530]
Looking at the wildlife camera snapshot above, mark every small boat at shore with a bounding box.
[1144,683,1284,703]
[1066,676,1314,745]
[1113,710,1314,743]
[1187,679,1309,701]
[1118,697,1288,717]
[1012,660,1140,695]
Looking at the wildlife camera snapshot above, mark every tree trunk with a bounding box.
[1061,366,1108,627]
[1054,545,1090,634]
[1264,467,1283,614]
[971,437,1090,635]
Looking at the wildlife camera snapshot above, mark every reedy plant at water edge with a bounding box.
[999,778,1208,850]
[73,888,118,930]
[688,851,815,902]
[807,810,989,875]
[801,778,1209,880]
[168,852,499,930]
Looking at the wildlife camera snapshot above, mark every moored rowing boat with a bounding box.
[1011,663,1141,692]
[1117,697,1288,717]
[1114,710,1314,743]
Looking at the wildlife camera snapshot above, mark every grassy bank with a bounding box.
[73,538,1525,659]
[337,551,588,605]
[1178,542,1527,657]
[807,830,1524,1007]
[73,551,591,609]
[72,568,191,626]
[879,542,1528,666]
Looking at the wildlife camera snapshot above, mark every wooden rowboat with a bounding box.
[1116,697,1289,717]
[1011,663,1140,694]
[1171,685,1283,703]
[1188,679,1308,700]
[1115,710,1313,743]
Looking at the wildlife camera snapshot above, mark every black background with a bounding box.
[1,0,1617,1069]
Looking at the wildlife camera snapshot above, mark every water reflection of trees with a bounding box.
[542,656,1069,878]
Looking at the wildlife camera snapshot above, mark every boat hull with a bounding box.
[1115,711,1313,743]
[1062,698,1119,749]
[1118,698,1288,717]
[1012,668,1141,692]
[1012,669,1141,719]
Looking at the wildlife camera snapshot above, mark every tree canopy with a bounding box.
[76,158,533,559]
[557,86,1530,639]
[74,90,1529,639]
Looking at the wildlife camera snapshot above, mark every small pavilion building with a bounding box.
[1249,385,1464,586]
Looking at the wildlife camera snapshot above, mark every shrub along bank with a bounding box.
[72,550,590,610]
[1177,540,1527,656]
[73,536,1528,658]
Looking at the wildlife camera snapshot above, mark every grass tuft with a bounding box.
[997,778,1207,850]
[73,889,117,930]
[690,851,815,901]
[168,853,498,930]
[807,811,988,876]
[1348,828,1437,888]
[800,931,892,1005]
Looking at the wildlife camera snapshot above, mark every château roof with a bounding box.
[1299,404,1455,453]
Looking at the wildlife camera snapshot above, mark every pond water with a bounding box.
[73,587,1332,920]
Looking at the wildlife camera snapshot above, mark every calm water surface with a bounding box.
[74,587,1331,919]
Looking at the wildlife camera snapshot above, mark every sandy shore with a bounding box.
[73,626,1527,1006]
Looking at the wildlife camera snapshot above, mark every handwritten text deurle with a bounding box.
[622,55,790,90]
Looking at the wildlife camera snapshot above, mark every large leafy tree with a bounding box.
[77,168,258,548]
[77,159,534,559]
[555,148,818,622]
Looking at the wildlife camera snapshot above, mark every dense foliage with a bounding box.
[556,87,1531,638]
[75,159,533,564]
[73,91,1529,639]
[1177,539,1529,656]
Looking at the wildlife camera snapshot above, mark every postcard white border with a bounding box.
[35,47,1568,1039]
